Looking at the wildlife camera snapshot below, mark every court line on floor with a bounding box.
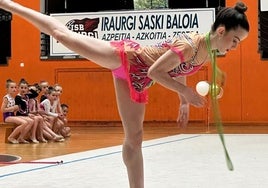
[0,134,200,179]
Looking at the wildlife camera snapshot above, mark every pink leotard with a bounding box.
[111,33,205,104]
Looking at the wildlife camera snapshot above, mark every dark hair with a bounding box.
[6,79,15,88]
[211,1,249,32]
[19,78,29,86]
[61,103,69,109]
[47,86,56,94]
[31,83,41,92]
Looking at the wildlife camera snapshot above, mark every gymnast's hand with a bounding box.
[182,87,206,108]
[177,103,189,128]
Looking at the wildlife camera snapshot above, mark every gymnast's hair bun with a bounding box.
[235,1,248,14]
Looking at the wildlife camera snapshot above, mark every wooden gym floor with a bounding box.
[1,121,268,163]
[0,122,268,187]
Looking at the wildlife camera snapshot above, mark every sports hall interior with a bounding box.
[1,0,268,164]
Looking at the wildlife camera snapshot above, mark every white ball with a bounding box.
[20,62,24,67]
[196,81,210,96]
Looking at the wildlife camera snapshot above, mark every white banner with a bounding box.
[260,0,268,11]
[50,8,215,57]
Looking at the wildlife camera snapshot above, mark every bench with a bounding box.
[0,122,18,143]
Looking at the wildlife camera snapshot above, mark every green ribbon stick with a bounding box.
[205,32,234,171]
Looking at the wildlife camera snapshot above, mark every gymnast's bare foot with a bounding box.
[31,138,39,144]
[17,138,30,144]
[38,137,48,143]
[53,135,64,142]
[8,137,19,144]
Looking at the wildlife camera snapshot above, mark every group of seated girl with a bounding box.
[1,78,71,144]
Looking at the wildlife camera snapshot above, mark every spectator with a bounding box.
[40,86,65,142]
[60,103,71,138]
[15,78,40,143]
[1,79,33,144]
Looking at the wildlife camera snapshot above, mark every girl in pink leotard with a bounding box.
[111,33,205,103]
[0,1,249,187]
